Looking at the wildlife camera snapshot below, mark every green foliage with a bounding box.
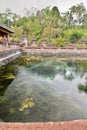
[28,18,43,41]
[64,28,87,42]
[42,27,59,39]
[78,83,87,92]
[11,26,23,41]
[15,16,29,27]
[69,31,83,43]
[0,3,87,43]
[51,6,60,17]
[54,37,66,47]
[64,3,87,26]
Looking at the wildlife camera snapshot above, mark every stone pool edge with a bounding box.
[0,120,87,130]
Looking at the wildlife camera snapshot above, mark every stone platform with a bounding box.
[0,120,87,130]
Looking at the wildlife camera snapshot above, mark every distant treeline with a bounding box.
[0,3,87,45]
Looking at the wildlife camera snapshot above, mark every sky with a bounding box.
[0,0,87,15]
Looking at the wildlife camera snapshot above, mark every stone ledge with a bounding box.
[0,120,87,130]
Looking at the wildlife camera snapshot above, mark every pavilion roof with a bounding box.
[0,23,14,34]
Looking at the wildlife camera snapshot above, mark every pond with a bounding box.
[0,55,87,122]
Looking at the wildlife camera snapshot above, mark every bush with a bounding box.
[69,31,83,43]
[54,37,66,47]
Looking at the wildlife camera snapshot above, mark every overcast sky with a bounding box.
[0,0,87,15]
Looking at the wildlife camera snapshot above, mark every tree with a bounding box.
[11,26,23,41]
[82,12,87,26]
[0,8,20,27]
[51,6,60,18]
[64,3,87,27]
[27,18,43,41]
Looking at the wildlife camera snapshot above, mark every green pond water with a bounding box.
[1,56,87,122]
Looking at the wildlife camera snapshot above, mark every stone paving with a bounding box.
[0,120,87,130]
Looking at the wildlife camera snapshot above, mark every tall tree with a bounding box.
[64,3,87,26]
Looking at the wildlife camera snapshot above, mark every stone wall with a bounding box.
[1,48,87,68]
[0,49,22,67]
[23,48,87,57]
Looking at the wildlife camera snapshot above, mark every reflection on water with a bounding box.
[1,58,87,122]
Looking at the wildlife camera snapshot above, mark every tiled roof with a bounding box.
[0,23,13,33]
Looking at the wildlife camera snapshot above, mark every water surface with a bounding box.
[0,57,87,122]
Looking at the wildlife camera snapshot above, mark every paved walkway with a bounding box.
[0,120,87,130]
